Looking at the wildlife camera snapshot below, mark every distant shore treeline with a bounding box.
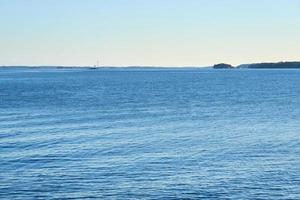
[214,62,300,69]
[1,62,300,69]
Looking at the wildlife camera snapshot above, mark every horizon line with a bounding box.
[1,60,299,68]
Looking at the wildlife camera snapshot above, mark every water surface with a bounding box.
[1,68,300,199]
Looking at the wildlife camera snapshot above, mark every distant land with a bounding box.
[0,66,209,71]
[213,63,234,69]
[1,62,300,69]
[239,62,300,69]
[213,62,300,69]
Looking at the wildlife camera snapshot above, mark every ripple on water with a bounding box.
[1,69,300,199]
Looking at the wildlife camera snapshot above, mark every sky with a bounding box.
[0,0,300,67]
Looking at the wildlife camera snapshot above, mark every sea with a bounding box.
[1,67,300,199]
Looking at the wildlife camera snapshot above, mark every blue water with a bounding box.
[1,68,300,199]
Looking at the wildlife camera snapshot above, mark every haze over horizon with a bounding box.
[1,0,300,67]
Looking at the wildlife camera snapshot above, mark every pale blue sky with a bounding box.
[1,0,299,66]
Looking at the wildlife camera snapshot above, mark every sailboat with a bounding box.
[89,59,99,69]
